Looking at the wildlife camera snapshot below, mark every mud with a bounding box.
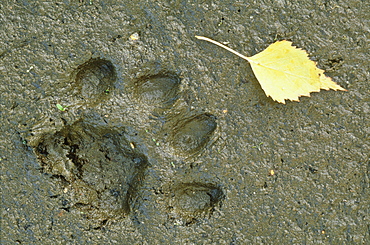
[1,0,369,244]
[33,117,149,222]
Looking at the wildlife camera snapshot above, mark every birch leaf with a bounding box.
[195,36,346,104]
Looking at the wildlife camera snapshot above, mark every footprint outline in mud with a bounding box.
[31,57,224,228]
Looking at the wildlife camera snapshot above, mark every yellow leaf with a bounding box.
[195,36,346,104]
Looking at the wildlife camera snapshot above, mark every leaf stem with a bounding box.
[195,35,254,63]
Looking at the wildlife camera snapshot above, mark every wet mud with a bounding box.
[73,58,117,103]
[34,118,149,221]
[133,72,181,108]
[1,0,369,244]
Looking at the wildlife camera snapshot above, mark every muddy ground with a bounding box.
[1,0,369,244]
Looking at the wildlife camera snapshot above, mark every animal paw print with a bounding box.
[31,57,224,229]
[167,183,224,226]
